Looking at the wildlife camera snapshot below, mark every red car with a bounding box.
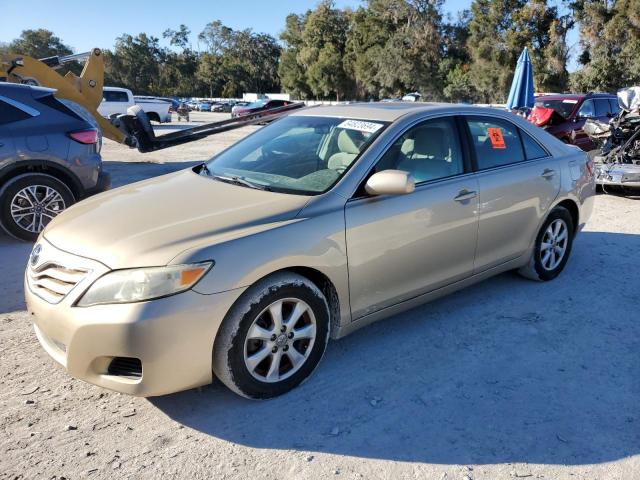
[529,93,620,151]
[231,99,292,119]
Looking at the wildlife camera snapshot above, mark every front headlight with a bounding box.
[76,262,213,307]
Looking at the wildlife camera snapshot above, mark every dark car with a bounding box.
[528,93,620,151]
[231,99,292,118]
[0,83,110,241]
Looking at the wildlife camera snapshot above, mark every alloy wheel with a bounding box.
[10,185,66,233]
[243,298,317,383]
[540,218,568,271]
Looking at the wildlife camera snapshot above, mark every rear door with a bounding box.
[464,116,561,272]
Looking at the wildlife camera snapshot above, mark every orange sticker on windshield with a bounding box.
[487,128,506,149]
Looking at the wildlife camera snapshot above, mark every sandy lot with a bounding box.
[1,115,639,479]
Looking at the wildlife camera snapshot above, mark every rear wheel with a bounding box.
[0,173,74,241]
[213,272,330,399]
[518,206,574,281]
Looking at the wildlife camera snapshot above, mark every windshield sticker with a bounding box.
[337,119,384,134]
[562,99,578,104]
[487,127,506,149]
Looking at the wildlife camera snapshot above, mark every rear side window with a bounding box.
[0,100,32,125]
[520,129,548,160]
[466,117,525,169]
[609,98,621,115]
[103,90,129,102]
[594,98,611,117]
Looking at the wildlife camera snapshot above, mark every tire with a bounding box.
[518,206,574,281]
[0,173,75,242]
[213,272,330,399]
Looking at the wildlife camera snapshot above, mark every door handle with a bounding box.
[541,168,556,179]
[0,143,4,147]
[454,189,477,202]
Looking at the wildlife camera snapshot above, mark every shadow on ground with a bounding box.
[152,230,640,465]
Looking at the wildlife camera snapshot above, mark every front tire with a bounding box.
[0,173,75,241]
[518,206,574,281]
[213,272,330,399]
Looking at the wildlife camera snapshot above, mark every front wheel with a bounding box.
[518,206,574,281]
[213,272,330,399]
[0,173,75,241]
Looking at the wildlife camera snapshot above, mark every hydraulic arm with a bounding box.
[1,48,305,152]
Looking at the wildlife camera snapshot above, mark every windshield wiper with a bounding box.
[210,174,271,191]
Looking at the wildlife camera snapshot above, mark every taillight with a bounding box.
[68,129,98,144]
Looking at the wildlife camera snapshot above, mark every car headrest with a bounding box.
[412,126,447,158]
[337,129,364,155]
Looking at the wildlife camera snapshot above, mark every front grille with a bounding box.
[28,263,88,304]
[107,357,142,379]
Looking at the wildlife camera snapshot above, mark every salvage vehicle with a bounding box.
[231,98,292,118]
[25,103,594,399]
[584,87,640,190]
[529,93,619,151]
[0,83,109,241]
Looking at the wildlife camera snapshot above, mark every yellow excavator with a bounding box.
[0,48,302,152]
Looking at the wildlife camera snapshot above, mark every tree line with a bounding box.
[1,0,639,102]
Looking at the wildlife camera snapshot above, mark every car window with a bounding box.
[594,98,612,117]
[520,128,549,160]
[0,99,32,124]
[609,98,621,115]
[206,116,387,195]
[102,91,129,102]
[374,117,464,183]
[577,99,595,118]
[534,98,577,119]
[466,117,525,169]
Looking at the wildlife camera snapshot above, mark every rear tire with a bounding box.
[518,206,574,281]
[213,272,330,399]
[0,173,75,242]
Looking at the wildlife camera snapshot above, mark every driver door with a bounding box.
[344,117,479,319]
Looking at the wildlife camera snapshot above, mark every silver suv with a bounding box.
[0,83,110,241]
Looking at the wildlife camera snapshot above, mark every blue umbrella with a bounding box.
[506,47,535,110]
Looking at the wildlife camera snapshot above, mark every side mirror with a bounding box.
[365,170,415,196]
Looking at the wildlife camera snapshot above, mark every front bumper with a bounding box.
[25,239,245,396]
[595,163,640,187]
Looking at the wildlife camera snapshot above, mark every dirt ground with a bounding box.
[1,113,639,479]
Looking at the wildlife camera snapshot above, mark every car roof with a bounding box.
[291,102,505,122]
[536,93,615,101]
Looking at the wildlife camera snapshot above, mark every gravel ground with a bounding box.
[1,114,639,479]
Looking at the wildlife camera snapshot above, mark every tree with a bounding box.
[570,0,640,92]
[104,33,165,95]
[8,29,73,59]
[465,0,572,103]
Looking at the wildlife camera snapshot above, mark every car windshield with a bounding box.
[534,98,578,119]
[204,116,387,195]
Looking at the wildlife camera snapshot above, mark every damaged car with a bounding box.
[528,93,619,150]
[584,87,640,191]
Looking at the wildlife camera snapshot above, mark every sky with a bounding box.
[2,0,579,70]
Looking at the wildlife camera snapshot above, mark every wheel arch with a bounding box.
[0,160,82,200]
[554,198,580,235]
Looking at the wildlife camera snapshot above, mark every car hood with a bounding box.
[43,168,310,269]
